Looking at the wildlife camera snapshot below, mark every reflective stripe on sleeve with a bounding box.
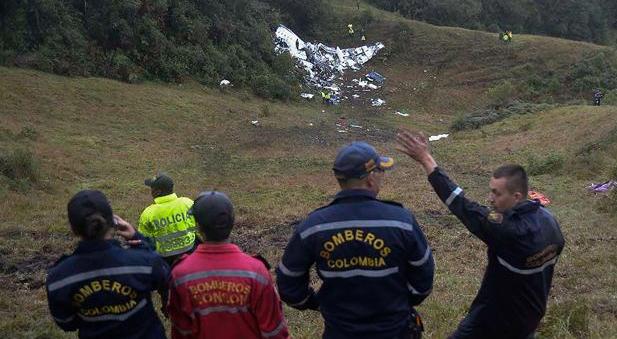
[407,283,431,296]
[445,187,462,206]
[288,293,312,307]
[300,220,413,239]
[497,256,558,275]
[278,263,306,277]
[173,323,193,336]
[194,305,249,316]
[53,315,75,323]
[409,246,431,267]
[174,269,269,287]
[77,299,147,322]
[262,319,286,338]
[319,266,399,278]
[48,266,153,291]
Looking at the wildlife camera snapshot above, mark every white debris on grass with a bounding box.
[371,98,386,107]
[300,93,314,99]
[429,134,449,141]
[395,111,409,117]
[251,120,260,126]
[367,83,379,89]
[220,79,231,86]
[350,124,363,129]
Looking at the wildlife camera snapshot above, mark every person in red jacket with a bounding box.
[167,191,289,339]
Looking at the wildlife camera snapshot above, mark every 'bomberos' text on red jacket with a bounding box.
[168,243,289,339]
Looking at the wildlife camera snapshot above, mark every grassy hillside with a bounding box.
[2,3,617,338]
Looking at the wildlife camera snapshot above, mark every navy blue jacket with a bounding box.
[46,233,169,339]
[428,168,565,339]
[276,189,435,339]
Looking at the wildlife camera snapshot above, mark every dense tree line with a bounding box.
[368,0,617,44]
[0,0,333,99]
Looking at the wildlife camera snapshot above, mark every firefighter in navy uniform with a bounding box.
[277,141,435,339]
[396,130,565,339]
[46,190,169,339]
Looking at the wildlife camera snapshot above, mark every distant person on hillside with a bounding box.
[139,173,197,266]
[593,89,603,106]
[277,141,434,339]
[348,23,355,37]
[168,191,289,339]
[396,129,565,339]
[500,31,512,43]
[46,190,169,339]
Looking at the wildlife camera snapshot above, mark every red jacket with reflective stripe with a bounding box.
[168,243,289,339]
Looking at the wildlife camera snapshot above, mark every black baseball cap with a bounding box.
[333,141,394,180]
[190,191,235,230]
[67,190,114,230]
[144,173,174,191]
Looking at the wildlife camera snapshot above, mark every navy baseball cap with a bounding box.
[144,173,174,191]
[67,190,114,230]
[333,141,394,180]
[189,191,235,229]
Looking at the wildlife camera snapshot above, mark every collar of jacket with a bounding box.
[507,199,540,216]
[75,239,118,254]
[333,189,377,202]
[154,193,178,204]
[196,242,241,254]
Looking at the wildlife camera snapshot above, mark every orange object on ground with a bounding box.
[528,191,550,206]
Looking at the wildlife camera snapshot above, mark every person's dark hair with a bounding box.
[200,222,233,242]
[72,213,112,239]
[67,190,114,240]
[492,164,528,195]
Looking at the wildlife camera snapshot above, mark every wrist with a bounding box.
[419,154,438,174]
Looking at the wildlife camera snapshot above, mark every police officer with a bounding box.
[139,173,197,265]
[396,129,565,339]
[277,141,435,339]
[168,191,289,338]
[46,190,169,339]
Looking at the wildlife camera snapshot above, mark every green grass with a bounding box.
[2,3,617,337]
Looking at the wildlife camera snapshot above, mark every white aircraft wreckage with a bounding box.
[274,25,385,103]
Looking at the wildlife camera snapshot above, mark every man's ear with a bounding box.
[514,191,525,202]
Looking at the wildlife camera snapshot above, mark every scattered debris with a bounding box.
[251,120,260,126]
[350,124,363,129]
[336,117,349,133]
[371,98,386,107]
[428,134,449,141]
[395,111,409,117]
[367,83,379,90]
[300,93,314,99]
[220,79,231,86]
[366,71,385,84]
[587,181,617,193]
[528,191,551,206]
[274,25,384,103]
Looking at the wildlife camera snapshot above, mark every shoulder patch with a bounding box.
[487,210,504,224]
[377,199,404,208]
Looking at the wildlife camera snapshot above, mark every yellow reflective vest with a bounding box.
[138,193,196,257]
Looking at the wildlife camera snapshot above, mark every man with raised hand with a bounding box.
[396,129,565,339]
[277,141,434,339]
